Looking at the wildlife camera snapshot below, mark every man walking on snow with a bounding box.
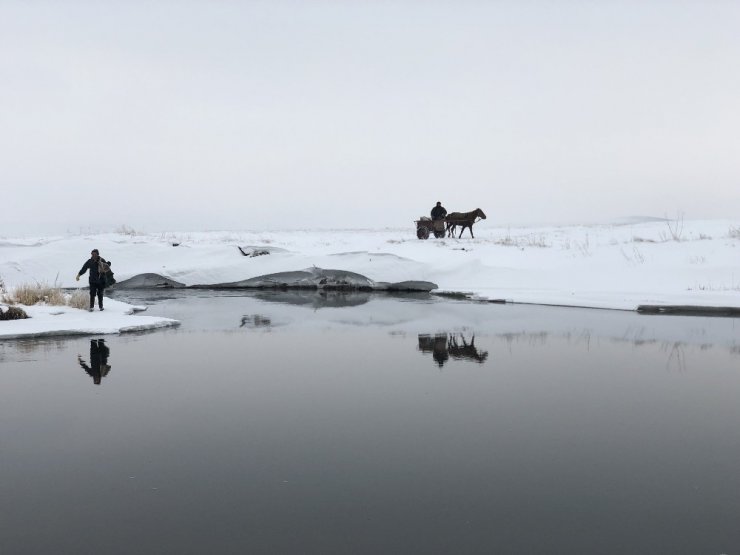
[76,249,110,312]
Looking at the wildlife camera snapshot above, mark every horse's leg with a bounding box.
[470,224,474,239]
[458,226,464,239]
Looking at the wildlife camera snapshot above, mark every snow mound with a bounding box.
[114,273,186,289]
[375,280,440,292]
[207,267,438,292]
[611,215,668,225]
[210,268,375,289]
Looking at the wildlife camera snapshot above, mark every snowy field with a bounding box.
[1,218,739,338]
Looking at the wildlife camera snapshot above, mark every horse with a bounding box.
[447,334,488,363]
[445,208,486,238]
[418,333,488,367]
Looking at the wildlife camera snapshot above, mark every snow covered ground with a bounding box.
[1,218,739,338]
[0,298,179,340]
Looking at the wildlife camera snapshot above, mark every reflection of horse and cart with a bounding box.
[414,208,487,240]
[417,333,489,367]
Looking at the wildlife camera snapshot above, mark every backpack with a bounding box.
[98,259,116,287]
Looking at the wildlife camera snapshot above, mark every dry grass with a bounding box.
[13,282,66,305]
[0,275,10,304]
[495,232,551,249]
[8,281,91,310]
[67,289,90,310]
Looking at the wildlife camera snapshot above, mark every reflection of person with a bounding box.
[432,334,449,367]
[78,339,111,385]
[431,201,447,221]
[76,249,109,312]
[418,333,450,367]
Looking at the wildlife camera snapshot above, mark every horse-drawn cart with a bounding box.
[415,208,487,240]
[415,217,446,239]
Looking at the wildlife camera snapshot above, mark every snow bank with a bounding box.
[204,267,437,292]
[0,298,179,340]
[1,219,739,313]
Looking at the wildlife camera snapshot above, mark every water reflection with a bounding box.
[110,287,436,311]
[0,337,68,363]
[240,314,272,328]
[77,339,111,385]
[3,300,740,553]
[253,290,373,308]
[417,333,489,367]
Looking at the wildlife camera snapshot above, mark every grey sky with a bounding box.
[1,1,738,234]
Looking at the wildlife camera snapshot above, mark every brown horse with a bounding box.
[447,335,488,363]
[445,208,486,238]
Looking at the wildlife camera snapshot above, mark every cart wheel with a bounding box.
[417,226,430,240]
[434,229,446,238]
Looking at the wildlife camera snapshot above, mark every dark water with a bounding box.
[1,291,740,554]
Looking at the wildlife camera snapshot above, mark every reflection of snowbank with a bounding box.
[99,290,740,356]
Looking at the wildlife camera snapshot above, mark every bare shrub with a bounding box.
[687,278,740,291]
[115,224,140,236]
[621,246,645,264]
[494,233,516,247]
[574,234,591,257]
[67,289,90,310]
[0,306,29,320]
[728,226,740,239]
[526,234,550,248]
[495,230,550,248]
[665,211,685,241]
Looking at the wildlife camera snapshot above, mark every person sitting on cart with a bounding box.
[431,201,447,221]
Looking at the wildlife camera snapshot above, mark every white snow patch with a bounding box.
[0,298,179,339]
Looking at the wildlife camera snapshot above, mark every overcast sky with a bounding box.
[1,1,738,234]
